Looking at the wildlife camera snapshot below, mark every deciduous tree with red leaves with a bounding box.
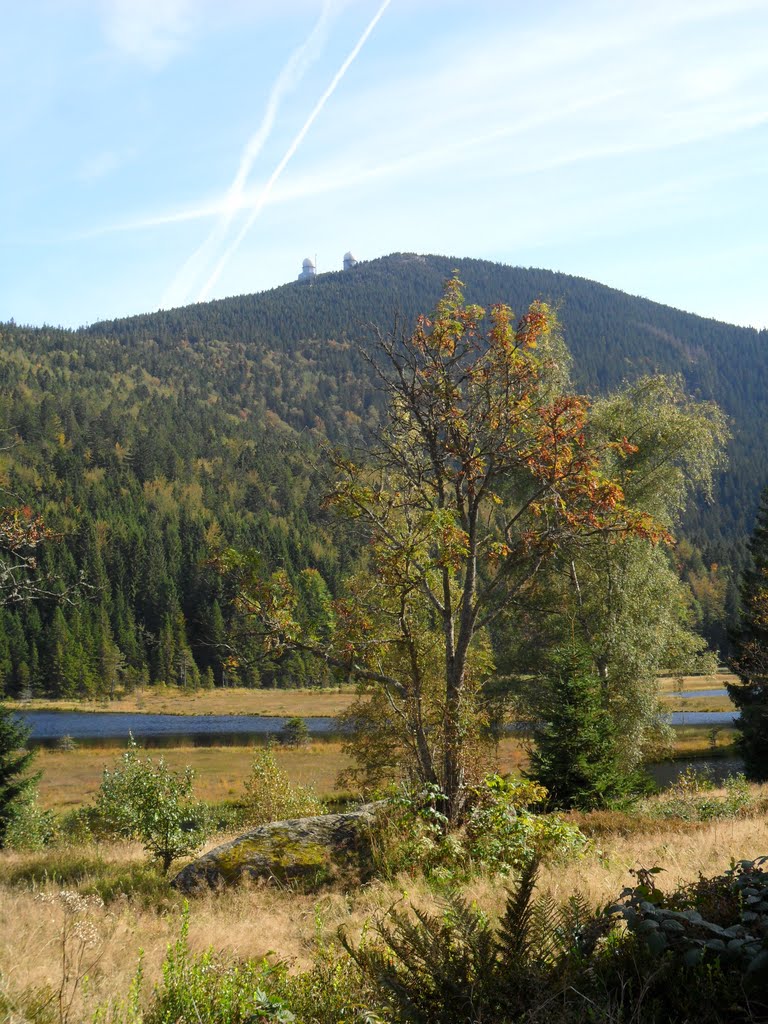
[229,277,668,821]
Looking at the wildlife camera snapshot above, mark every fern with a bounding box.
[342,895,498,1024]
[342,858,607,1024]
[496,855,540,964]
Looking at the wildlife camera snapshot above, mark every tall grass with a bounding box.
[1,803,767,1022]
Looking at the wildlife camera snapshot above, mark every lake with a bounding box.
[672,688,728,699]
[18,710,339,748]
[15,709,746,789]
[16,707,739,748]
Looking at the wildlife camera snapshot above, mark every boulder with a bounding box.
[171,805,378,892]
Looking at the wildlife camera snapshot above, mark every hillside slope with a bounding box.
[0,253,763,696]
[89,252,768,555]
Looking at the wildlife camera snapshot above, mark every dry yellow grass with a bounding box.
[14,673,736,719]
[659,694,734,712]
[495,735,529,774]
[671,725,738,756]
[35,723,739,813]
[0,844,325,1022]
[657,671,737,713]
[2,808,767,1023]
[37,742,352,811]
[657,672,736,694]
[11,686,358,718]
[538,809,768,910]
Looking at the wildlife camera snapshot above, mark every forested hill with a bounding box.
[89,252,767,554]
[0,253,764,697]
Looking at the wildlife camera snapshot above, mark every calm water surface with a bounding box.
[18,710,339,748]
[672,688,729,699]
[16,708,738,747]
[15,710,747,790]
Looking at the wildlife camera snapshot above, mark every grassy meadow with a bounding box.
[14,686,359,718]
[0,671,753,1021]
[31,729,739,819]
[1,796,767,1022]
[34,736,532,814]
[13,671,738,720]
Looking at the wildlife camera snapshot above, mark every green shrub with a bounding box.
[243,746,324,827]
[94,739,208,873]
[648,766,759,822]
[370,777,588,880]
[114,905,373,1024]
[58,805,100,844]
[135,906,299,1024]
[278,716,310,747]
[465,775,588,872]
[366,783,462,879]
[4,791,58,850]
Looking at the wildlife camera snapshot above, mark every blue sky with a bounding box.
[2,0,767,329]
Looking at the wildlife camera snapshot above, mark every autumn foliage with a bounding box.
[231,277,669,820]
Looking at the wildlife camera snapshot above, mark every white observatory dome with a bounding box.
[302,257,316,269]
[344,251,356,262]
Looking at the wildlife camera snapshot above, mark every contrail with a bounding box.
[197,0,392,302]
[162,0,335,309]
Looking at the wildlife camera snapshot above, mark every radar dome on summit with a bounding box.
[343,251,358,271]
[298,257,317,282]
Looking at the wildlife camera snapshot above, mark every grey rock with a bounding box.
[172,804,379,893]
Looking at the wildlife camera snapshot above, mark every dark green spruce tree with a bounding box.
[526,646,633,809]
[728,488,768,780]
[0,705,38,846]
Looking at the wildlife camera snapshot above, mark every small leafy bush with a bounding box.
[278,716,310,747]
[58,805,100,844]
[94,739,208,873]
[140,907,292,1024]
[367,783,460,878]
[132,906,371,1024]
[243,746,324,827]
[4,791,58,850]
[648,766,758,822]
[369,777,588,880]
[465,775,588,872]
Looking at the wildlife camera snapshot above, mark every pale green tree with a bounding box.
[509,375,729,767]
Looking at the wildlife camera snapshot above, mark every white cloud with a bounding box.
[98,0,198,68]
[78,148,134,182]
